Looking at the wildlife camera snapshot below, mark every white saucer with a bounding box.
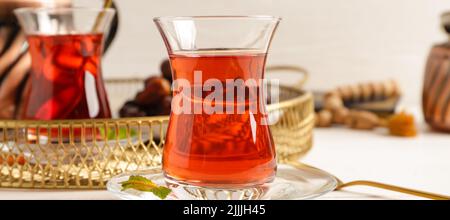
[107,164,337,200]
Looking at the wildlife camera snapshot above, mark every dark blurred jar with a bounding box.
[423,12,450,132]
[0,0,119,119]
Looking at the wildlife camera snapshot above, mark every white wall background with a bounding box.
[82,0,450,106]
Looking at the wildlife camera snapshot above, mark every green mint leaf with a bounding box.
[120,175,172,199]
[150,186,172,200]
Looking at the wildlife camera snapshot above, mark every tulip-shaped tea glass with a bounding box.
[14,8,114,121]
[154,16,281,189]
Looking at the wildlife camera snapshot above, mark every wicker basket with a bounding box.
[0,78,314,189]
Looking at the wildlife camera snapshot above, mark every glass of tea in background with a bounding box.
[14,8,115,121]
[154,16,281,188]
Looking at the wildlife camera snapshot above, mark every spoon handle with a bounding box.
[337,180,450,200]
[288,161,450,200]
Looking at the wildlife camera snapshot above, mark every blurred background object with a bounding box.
[422,11,450,133]
[0,0,70,23]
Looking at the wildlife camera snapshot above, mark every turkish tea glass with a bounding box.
[154,16,281,188]
[14,7,115,121]
[14,8,115,141]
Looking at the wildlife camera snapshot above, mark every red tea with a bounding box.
[163,51,277,187]
[21,34,111,120]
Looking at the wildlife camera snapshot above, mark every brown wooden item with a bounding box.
[422,12,450,132]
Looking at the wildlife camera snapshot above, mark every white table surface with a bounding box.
[1,116,449,200]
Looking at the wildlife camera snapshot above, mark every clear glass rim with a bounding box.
[153,15,282,22]
[14,7,116,16]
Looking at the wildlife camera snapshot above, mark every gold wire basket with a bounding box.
[0,74,314,189]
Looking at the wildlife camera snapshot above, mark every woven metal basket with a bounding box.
[0,77,314,189]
